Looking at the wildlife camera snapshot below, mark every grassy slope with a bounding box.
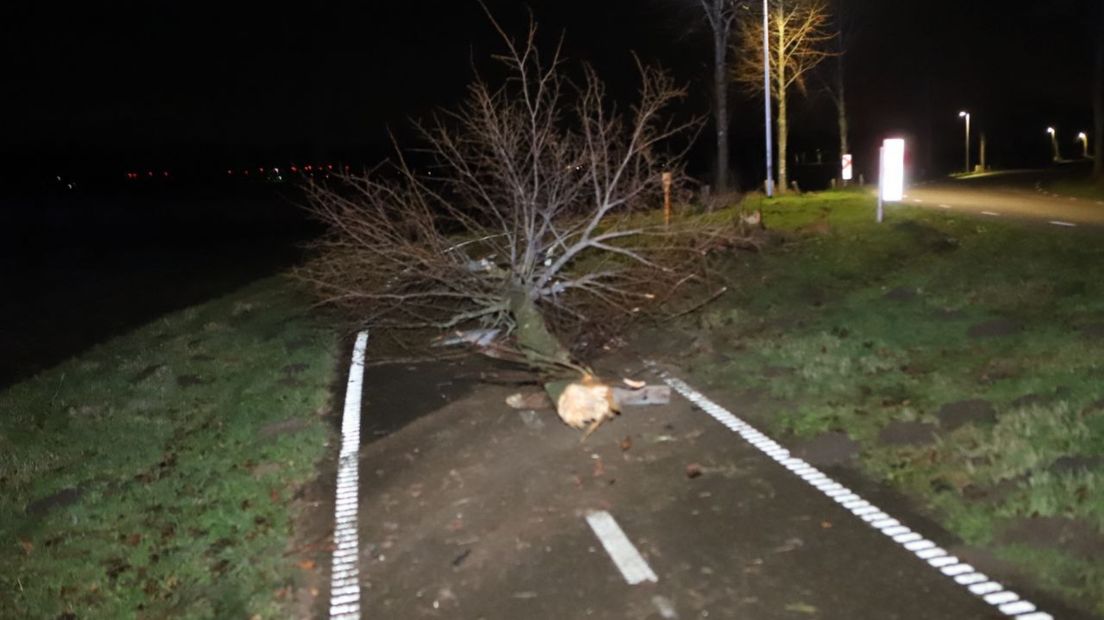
[1049,177,1104,202]
[685,191,1104,614]
[0,277,337,619]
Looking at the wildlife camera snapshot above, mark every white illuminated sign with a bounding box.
[841,153,853,181]
[880,138,905,202]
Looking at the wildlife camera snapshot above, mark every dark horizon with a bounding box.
[2,0,1100,189]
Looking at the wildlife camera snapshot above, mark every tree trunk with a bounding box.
[776,10,789,193]
[835,47,849,183]
[1095,11,1104,179]
[507,289,573,370]
[778,91,788,192]
[713,27,730,193]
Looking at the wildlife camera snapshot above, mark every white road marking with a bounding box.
[981,211,1000,216]
[938,204,952,209]
[1049,220,1077,227]
[656,371,1052,620]
[329,331,368,620]
[586,510,659,585]
[913,198,924,203]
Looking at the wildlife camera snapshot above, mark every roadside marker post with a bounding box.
[878,138,906,223]
[841,153,853,182]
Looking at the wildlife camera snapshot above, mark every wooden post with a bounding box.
[662,172,673,227]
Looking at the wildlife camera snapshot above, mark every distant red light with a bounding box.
[243,170,250,176]
[147,171,154,177]
[290,165,298,173]
[162,171,169,177]
[227,169,233,175]
[305,165,312,171]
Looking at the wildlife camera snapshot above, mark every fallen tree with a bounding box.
[297,16,745,430]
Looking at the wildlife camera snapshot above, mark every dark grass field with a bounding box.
[1,181,341,617]
[0,277,339,618]
[680,190,1104,615]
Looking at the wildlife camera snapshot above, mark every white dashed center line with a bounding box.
[981,211,1000,217]
[1049,220,1077,227]
[586,510,658,585]
[656,371,1053,620]
[913,198,924,203]
[938,204,952,209]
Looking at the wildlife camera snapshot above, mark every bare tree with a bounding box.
[696,0,740,192]
[1095,1,1104,179]
[297,17,732,374]
[732,0,835,192]
[824,0,856,184]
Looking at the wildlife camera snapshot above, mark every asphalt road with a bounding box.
[902,170,1104,229]
[337,356,1093,620]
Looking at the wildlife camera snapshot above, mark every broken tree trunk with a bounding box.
[507,289,575,371]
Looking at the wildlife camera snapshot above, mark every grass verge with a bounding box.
[1048,176,1104,202]
[0,277,337,619]
[684,190,1104,615]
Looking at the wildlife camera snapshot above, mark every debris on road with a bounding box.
[505,391,553,410]
[685,463,703,479]
[612,385,671,407]
[517,409,546,431]
[433,329,501,348]
[451,549,472,567]
[550,376,619,437]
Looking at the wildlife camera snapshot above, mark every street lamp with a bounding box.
[958,111,970,174]
[1078,132,1089,158]
[1047,127,1060,162]
[762,0,773,197]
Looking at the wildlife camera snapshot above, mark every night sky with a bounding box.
[1,0,1099,185]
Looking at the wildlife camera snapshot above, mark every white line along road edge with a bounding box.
[586,510,659,585]
[330,331,368,620]
[656,370,1052,620]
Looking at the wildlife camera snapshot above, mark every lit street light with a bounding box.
[1077,132,1089,158]
[958,111,970,174]
[1047,127,1060,162]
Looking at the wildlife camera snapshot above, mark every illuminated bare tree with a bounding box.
[732,0,835,192]
[297,17,731,372]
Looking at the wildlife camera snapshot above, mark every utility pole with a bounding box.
[762,0,774,197]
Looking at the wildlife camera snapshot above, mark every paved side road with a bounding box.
[904,172,1104,229]
[329,357,1090,619]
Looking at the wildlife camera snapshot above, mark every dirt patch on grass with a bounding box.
[883,287,918,302]
[1000,517,1104,563]
[1077,323,1104,340]
[967,318,1022,339]
[175,373,212,387]
[877,421,939,446]
[25,486,84,517]
[130,364,165,384]
[789,431,860,467]
[259,417,310,439]
[936,399,996,430]
[1048,456,1104,475]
